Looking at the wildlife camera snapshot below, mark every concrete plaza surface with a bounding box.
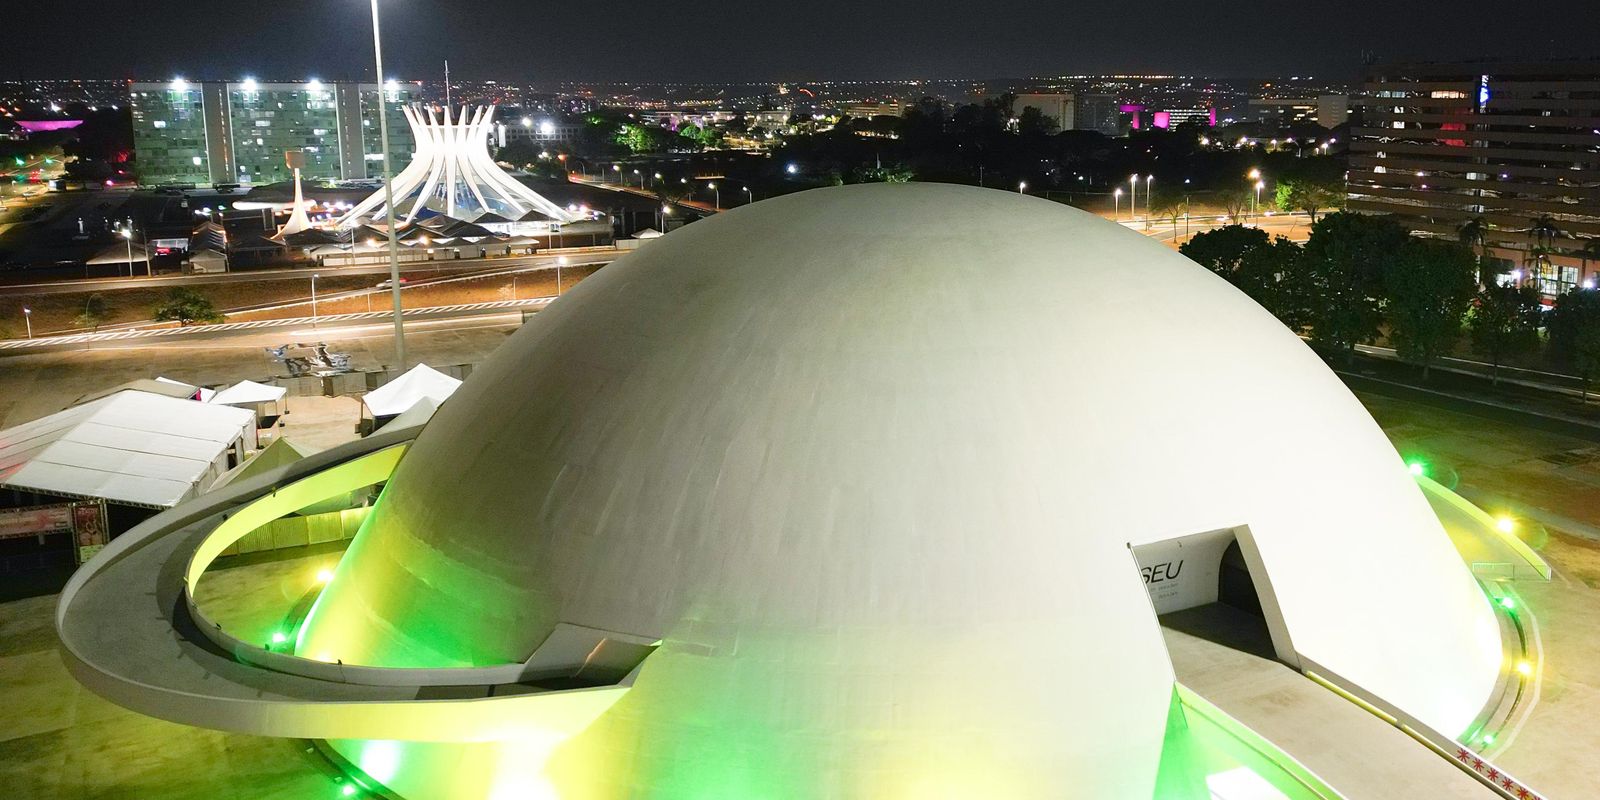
[4,328,1600,797]
[0,314,521,432]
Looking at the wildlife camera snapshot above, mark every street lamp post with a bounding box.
[557,256,568,295]
[612,164,621,185]
[1018,181,1027,194]
[1247,169,1262,221]
[743,186,753,205]
[22,307,31,339]
[310,273,319,327]
[660,204,671,230]
[708,182,719,211]
[1113,187,1122,221]
[370,0,406,369]
[632,168,641,188]
[1145,175,1154,221]
[1129,175,1139,222]
[121,228,134,278]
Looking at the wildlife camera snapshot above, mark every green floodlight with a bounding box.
[1406,460,1426,477]
[271,631,289,645]
[1498,596,1517,612]
[1481,733,1496,745]
[341,784,357,797]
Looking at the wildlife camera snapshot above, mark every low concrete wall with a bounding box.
[221,505,372,556]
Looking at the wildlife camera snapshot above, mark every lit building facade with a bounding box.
[1350,60,1600,294]
[129,79,415,186]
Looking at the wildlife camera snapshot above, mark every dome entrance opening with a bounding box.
[1133,526,1298,666]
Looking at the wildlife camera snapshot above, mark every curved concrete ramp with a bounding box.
[55,428,626,743]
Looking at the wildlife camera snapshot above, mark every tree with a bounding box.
[1017,106,1059,136]
[1217,188,1251,224]
[1457,216,1492,283]
[1148,189,1190,243]
[75,293,111,331]
[1548,287,1600,399]
[615,123,678,154]
[1468,283,1543,385]
[1383,240,1477,379]
[1273,178,1342,223]
[1181,225,1304,325]
[1578,238,1600,286]
[153,288,223,326]
[1297,212,1410,360]
[1181,224,1269,276]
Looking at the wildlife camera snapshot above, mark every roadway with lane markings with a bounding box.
[0,297,553,354]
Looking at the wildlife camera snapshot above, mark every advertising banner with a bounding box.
[72,502,109,564]
[0,504,74,541]
[0,501,110,564]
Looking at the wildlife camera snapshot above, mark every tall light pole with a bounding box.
[1247,168,1262,221]
[310,273,320,327]
[743,186,753,205]
[556,256,567,295]
[653,172,662,189]
[121,228,134,278]
[632,168,641,188]
[370,0,406,369]
[1129,174,1139,222]
[22,307,31,339]
[1113,187,1122,221]
[1255,180,1266,220]
[1018,180,1027,194]
[1144,175,1154,217]
[708,182,719,210]
[612,164,621,185]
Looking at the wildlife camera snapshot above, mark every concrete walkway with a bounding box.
[1164,617,1499,800]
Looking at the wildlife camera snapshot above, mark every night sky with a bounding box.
[8,0,1599,82]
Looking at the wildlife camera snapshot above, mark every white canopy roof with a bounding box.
[380,396,439,433]
[209,380,286,407]
[0,390,255,508]
[361,364,462,418]
[86,242,153,265]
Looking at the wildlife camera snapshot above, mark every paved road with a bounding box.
[0,299,552,355]
[0,251,614,296]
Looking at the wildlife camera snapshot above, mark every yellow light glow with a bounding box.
[1496,517,1515,534]
[317,568,336,584]
[1515,660,1533,677]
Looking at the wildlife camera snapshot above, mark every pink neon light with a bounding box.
[1152,111,1171,129]
[15,120,83,132]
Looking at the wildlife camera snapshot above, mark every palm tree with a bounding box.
[1525,215,1562,291]
[1580,238,1600,288]
[1458,216,1490,283]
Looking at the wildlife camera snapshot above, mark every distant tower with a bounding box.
[335,104,575,228]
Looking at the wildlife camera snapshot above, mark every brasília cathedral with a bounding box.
[335,103,578,230]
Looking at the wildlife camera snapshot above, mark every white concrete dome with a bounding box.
[300,182,1501,797]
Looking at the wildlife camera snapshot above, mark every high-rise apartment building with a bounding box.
[1349,60,1600,294]
[1010,92,1121,135]
[129,79,415,186]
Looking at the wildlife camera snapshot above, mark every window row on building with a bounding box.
[1350,60,1600,295]
[129,80,417,187]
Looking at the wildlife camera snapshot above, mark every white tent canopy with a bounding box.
[209,380,287,407]
[380,396,439,433]
[0,391,255,508]
[361,364,462,418]
[86,242,153,265]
